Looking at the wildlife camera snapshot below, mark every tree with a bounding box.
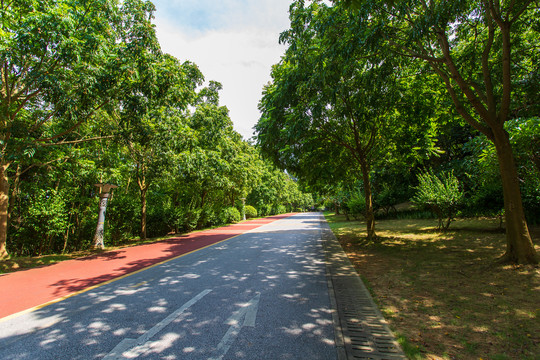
[0,0,156,258]
[257,1,413,239]
[339,0,538,262]
[111,52,202,240]
[413,170,464,231]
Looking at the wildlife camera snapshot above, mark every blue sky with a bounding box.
[152,0,293,140]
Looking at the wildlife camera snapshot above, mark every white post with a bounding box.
[93,183,118,249]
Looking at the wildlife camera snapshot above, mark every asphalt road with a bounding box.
[0,213,338,359]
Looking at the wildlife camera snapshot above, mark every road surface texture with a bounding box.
[0,213,404,359]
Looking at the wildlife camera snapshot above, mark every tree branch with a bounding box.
[36,135,116,146]
[481,0,497,116]
[34,100,110,143]
[431,62,493,138]
[435,30,493,125]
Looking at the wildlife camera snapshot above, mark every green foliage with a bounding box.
[198,205,218,229]
[10,189,69,256]
[462,117,540,223]
[258,204,274,217]
[244,205,257,219]
[107,192,139,244]
[344,190,366,220]
[219,207,241,224]
[0,0,314,259]
[181,209,202,232]
[274,205,287,215]
[412,170,463,231]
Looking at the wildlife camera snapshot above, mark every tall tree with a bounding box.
[111,52,202,240]
[0,0,155,258]
[257,1,410,239]
[340,0,538,263]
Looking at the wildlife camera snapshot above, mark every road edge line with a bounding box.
[0,213,299,323]
[0,233,242,323]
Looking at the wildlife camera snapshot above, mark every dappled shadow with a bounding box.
[333,216,540,358]
[0,213,337,360]
[40,214,325,300]
[75,250,127,262]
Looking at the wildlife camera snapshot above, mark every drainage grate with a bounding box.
[333,276,405,359]
[319,216,406,360]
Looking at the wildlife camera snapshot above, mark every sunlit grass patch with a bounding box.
[325,212,540,360]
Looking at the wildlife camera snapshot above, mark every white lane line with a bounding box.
[104,289,212,360]
[209,292,260,360]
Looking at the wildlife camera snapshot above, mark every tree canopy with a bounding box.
[0,0,313,258]
[256,0,539,263]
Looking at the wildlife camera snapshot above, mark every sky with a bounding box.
[152,0,294,140]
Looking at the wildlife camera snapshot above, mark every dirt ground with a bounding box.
[329,215,540,360]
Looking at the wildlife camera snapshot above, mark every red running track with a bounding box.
[0,214,293,320]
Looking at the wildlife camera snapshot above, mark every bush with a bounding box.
[219,207,241,224]
[274,205,287,214]
[244,205,257,219]
[412,170,463,231]
[198,206,217,229]
[374,185,404,216]
[107,192,139,244]
[259,204,273,216]
[181,208,201,232]
[344,192,366,220]
[13,189,70,256]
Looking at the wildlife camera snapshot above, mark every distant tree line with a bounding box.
[0,0,313,258]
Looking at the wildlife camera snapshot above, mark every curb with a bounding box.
[319,214,407,360]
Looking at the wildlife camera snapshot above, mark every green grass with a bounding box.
[325,212,540,360]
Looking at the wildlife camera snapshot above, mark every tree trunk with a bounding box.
[200,190,207,208]
[140,186,147,240]
[8,164,21,226]
[492,127,538,264]
[360,159,375,240]
[137,162,149,241]
[0,161,10,259]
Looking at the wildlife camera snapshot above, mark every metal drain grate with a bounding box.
[319,216,406,360]
[333,276,405,359]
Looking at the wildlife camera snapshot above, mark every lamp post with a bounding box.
[241,198,246,221]
[93,183,118,249]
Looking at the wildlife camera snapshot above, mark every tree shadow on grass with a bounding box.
[331,215,540,359]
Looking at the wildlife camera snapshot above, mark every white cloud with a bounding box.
[152,1,292,140]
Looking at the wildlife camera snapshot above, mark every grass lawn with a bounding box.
[324,212,540,360]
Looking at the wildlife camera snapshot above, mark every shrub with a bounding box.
[274,205,287,214]
[182,209,201,232]
[258,204,273,216]
[220,207,241,224]
[244,205,257,219]
[412,170,463,231]
[11,189,69,256]
[344,192,366,220]
[107,192,139,244]
[198,206,217,229]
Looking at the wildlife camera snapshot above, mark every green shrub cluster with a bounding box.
[412,170,463,230]
[244,205,257,219]
[220,207,241,224]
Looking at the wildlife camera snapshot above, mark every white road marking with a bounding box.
[209,292,260,360]
[103,289,212,360]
